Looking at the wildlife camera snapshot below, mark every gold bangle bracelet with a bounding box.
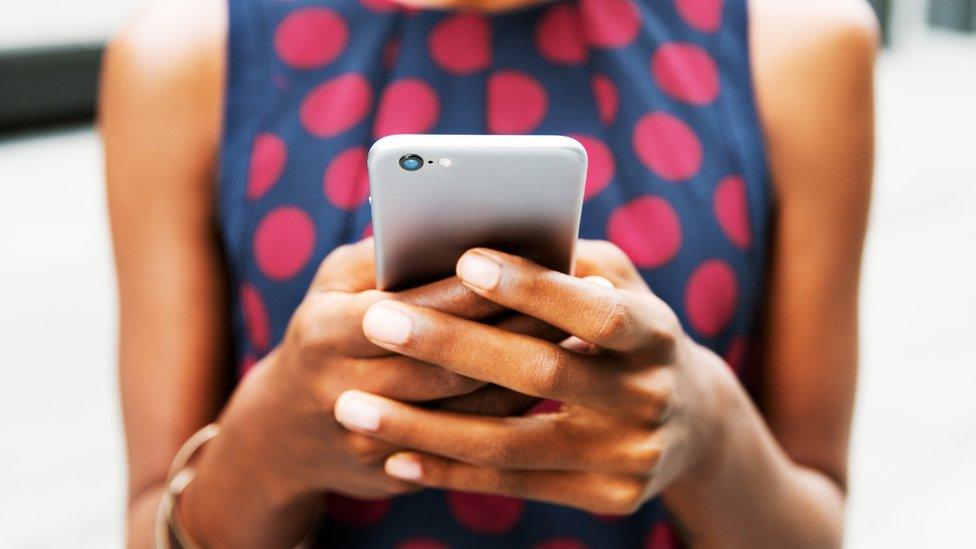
[154,423,220,549]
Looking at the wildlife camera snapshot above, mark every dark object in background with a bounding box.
[928,0,976,32]
[0,43,103,133]
[870,0,894,44]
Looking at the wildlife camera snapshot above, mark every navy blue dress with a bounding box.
[219,0,771,546]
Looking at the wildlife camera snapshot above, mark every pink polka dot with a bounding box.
[253,206,316,281]
[359,0,399,11]
[527,399,563,415]
[724,336,747,374]
[274,7,348,70]
[685,260,738,337]
[607,196,682,269]
[240,283,270,350]
[591,512,626,523]
[535,4,587,65]
[374,78,440,138]
[633,112,703,181]
[429,13,491,75]
[396,538,449,549]
[487,70,548,134]
[580,0,642,49]
[645,522,680,548]
[300,73,373,138]
[447,491,524,535]
[652,42,720,105]
[713,175,751,249]
[570,134,615,201]
[676,0,724,33]
[591,74,620,126]
[534,538,588,549]
[383,37,400,68]
[239,354,259,379]
[325,494,392,527]
[246,133,287,200]
[361,223,373,239]
[324,147,370,210]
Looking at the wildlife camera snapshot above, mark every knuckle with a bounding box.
[344,432,389,465]
[594,295,634,348]
[292,301,331,351]
[474,435,520,467]
[534,347,572,397]
[602,479,646,515]
[623,373,673,423]
[629,440,663,474]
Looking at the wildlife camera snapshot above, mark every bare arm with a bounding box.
[100,0,229,546]
[663,1,877,546]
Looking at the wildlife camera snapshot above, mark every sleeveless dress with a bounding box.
[219,0,770,546]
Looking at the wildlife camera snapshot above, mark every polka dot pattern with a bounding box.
[676,0,725,33]
[325,494,392,527]
[535,538,589,549]
[274,7,348,70]
[580,0,642,48]
[685,260,738,337]
[246,133,287,200]
[300,73,373,138]
[360,0,399,12]
[324,146,370,210]
[487,70,548,134]
[724,336,748,373]
[714,175,752,248]
[240,283,269,350]
[536,4,587,65]
[396,539,449,549]
[374,78,441,138]
[608,196,683,269]
[645,522,679,548]
[447,492,525,535]
[225,0,769,545]
[633,112,703,181]
[591,74,620,125]
[429,13,491,75]
[253,206,316,281]
[652,42,721,105]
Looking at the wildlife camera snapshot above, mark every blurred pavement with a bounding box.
[0,30,974,549]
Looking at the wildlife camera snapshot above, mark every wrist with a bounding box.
[179,364,319,547]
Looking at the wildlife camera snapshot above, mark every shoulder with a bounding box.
[748,0,878,200]
[100,0,226,161]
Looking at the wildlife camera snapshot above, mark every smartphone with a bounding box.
[368,134,587,291]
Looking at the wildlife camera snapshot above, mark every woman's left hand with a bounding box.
[333,241,739,514]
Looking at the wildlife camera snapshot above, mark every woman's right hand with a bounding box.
[179,239,551,547]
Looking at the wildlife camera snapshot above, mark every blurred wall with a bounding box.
[0,0,149,48]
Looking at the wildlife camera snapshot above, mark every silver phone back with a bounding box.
[368,135,587,291]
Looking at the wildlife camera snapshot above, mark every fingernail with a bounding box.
[334,391,381,432]
[363,302,413,345]
[385,454,423,480]
[457,253,501,290]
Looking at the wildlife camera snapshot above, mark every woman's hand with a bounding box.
[180,239,559,546]
[333,241,740,514]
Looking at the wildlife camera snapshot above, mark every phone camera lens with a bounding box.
[399,154,424,172]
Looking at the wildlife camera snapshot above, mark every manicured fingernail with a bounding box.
[457,253,501,290]
[385,454,423,480]
[334,391,381,432]
[363,302,412,345]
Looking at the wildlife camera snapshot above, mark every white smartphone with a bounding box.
[368,134,587,291]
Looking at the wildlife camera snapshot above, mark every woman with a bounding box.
[100,0,877,547]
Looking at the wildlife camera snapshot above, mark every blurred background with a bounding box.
[1,0,974,547]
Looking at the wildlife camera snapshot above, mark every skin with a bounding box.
[100,0,877,547]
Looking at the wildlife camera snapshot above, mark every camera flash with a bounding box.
[438,158,452,167]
